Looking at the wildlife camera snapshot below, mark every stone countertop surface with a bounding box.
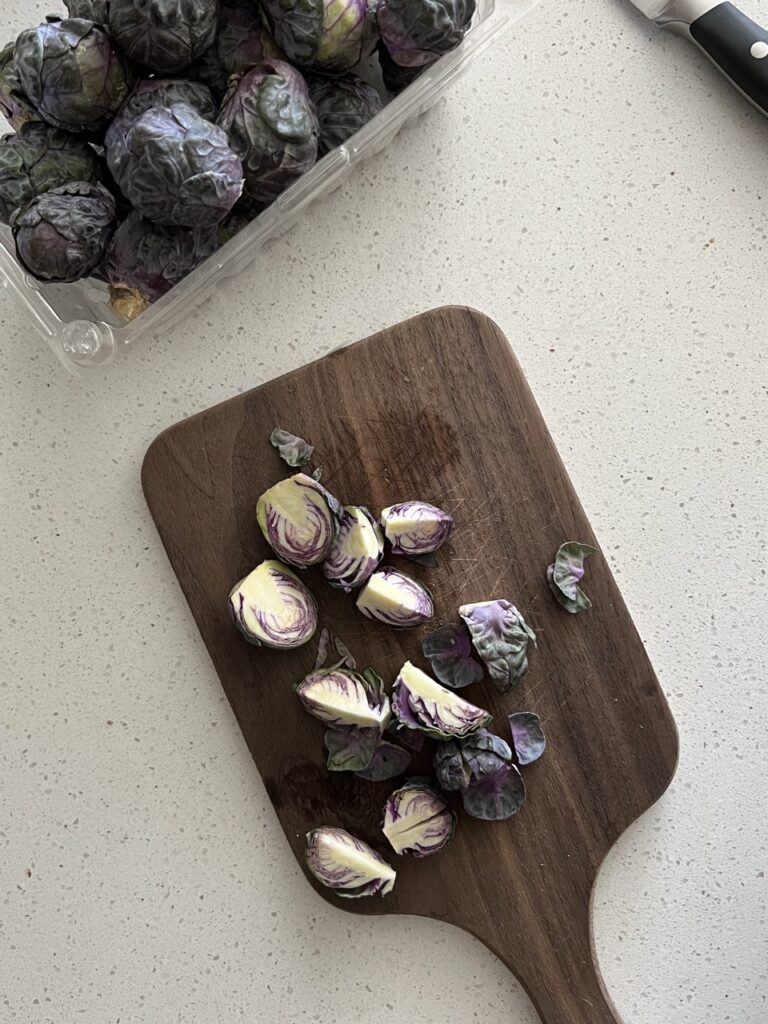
[1,1,766,1021]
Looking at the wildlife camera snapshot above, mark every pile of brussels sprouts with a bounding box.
[226,431,599,898]
[0,0,474,319]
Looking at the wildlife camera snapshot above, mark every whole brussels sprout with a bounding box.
[11,181,116,283]
[64,0,111,20]
[217,61,318,206]
[0,42,41,130]
[15,19,132,133]
[377,0,475,68]
[108,0,219,74]
[377,39,422,94]
[261,0,379,72]
[104,210,219,319]
[107,102,243,227]
[105,78,217,156]
[308,74,382,155]
[0,122,103,224]
[218,3,284,74]
[186,42,231,103]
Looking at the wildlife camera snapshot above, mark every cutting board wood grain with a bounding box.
[142,307,678,1024]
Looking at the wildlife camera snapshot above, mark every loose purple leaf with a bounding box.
[462,762,526,821]
[355,741,411,781]
[459,599,536,692]
[508,712,546,765]
[422,622,485,689]
[324,725,379,772]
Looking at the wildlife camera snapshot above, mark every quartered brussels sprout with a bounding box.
[305,827,396,897]
[104,211,219,320]
[381,501,453,558]
[257,472,341,567]
[106,102,243,228]
[355,740,411,781]
[0,42,40,130]
[296,666,391,728]
[15,19,132,133]
[323,505,384,591]
[547,541,597,614]
[382,780,455,856]
[217,61,319,207]
[377,0,475,69]
[0,123,103,225]
[435,729,526,821]
[229,559,318,649]
[459,599,536,692]
[421,621,484,690]
[308,74,383,154]
[262,0,379,72]
[508,712,546,766]
[391,660,491,740]
[108,0,218,73]
[356,567,433,628]
[12,181,115,283]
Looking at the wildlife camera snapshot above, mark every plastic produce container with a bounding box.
[0,0,537,373]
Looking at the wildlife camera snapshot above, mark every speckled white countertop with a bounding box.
[1,0,766,1021]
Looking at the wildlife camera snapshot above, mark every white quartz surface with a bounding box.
[1,0,766,1021]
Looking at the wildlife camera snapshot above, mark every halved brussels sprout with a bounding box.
[380,501,452,558]
[256,472,341,567]
[229,559,318,649]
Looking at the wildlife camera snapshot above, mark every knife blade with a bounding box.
[628,0,768,116]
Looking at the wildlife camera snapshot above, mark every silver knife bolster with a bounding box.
[654,0,721,28]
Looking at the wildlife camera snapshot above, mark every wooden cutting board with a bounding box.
[142,307,678,1024]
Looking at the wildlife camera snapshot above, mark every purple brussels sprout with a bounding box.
[228,558,318,649]
[313,627,357,671]
[459,599,536,692]
[382,780,455,856]
[270,428,314,469]
[12,181,115,283]
[377,38,422,93]
[386,719,425,753]
[508,712,546,766]
[324,724,380,771]
[356,567,433,628]
[262,0,379,73]
[104,211,219,320]
[188,41,231,102]
[105,78,217,157]
[380,501,453,559]
[305,827,396,897]
[64,0,111,19]
[377,0,475,69]
[547,541,597,614]
[15,19,132,133]
[355,740,411,781]
[421,622,484,690]
[308,74,383,155]
[256,472,342,567]
[392,661,491,740]
[217,61,319,207]
[218,3,285,74]
[434,729,526,821]
[108,0,218,73]
[0,123,103,225]
[0,42,41,130]
[323,505,384,591]
[106,103,243,228]
[295,667,391,729]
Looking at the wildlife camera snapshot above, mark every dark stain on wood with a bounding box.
[142,307,679,1024]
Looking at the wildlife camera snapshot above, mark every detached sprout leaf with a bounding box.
[270,427,314,468]
[314,628,357,671]
[392,661,491,739]
[323,505,385,591]
[229,559,318,649]
[386,719,425,753]
[508,712,546,766]
[296,667,391,728]
[462,761,526,821]
[355,741,411,781]
[356,567,434,628]
[380,501,453,559]
[422,622,484,689]
[324,725,379,772]
[547,541,597,614]
[459,600,536,692]
[305,827,396,897]
[256,472,341,567]
[314,626,332,670]
[311,466,323,482]
[382,781,456,857]
[434,740,471,791]
[433,729,525,820]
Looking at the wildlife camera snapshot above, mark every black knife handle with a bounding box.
[689,2,768,114]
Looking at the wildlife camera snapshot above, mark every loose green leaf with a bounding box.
[270,427,314,468]
[324,725,379,771]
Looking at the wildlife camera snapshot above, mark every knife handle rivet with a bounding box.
[750,40,768,58]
